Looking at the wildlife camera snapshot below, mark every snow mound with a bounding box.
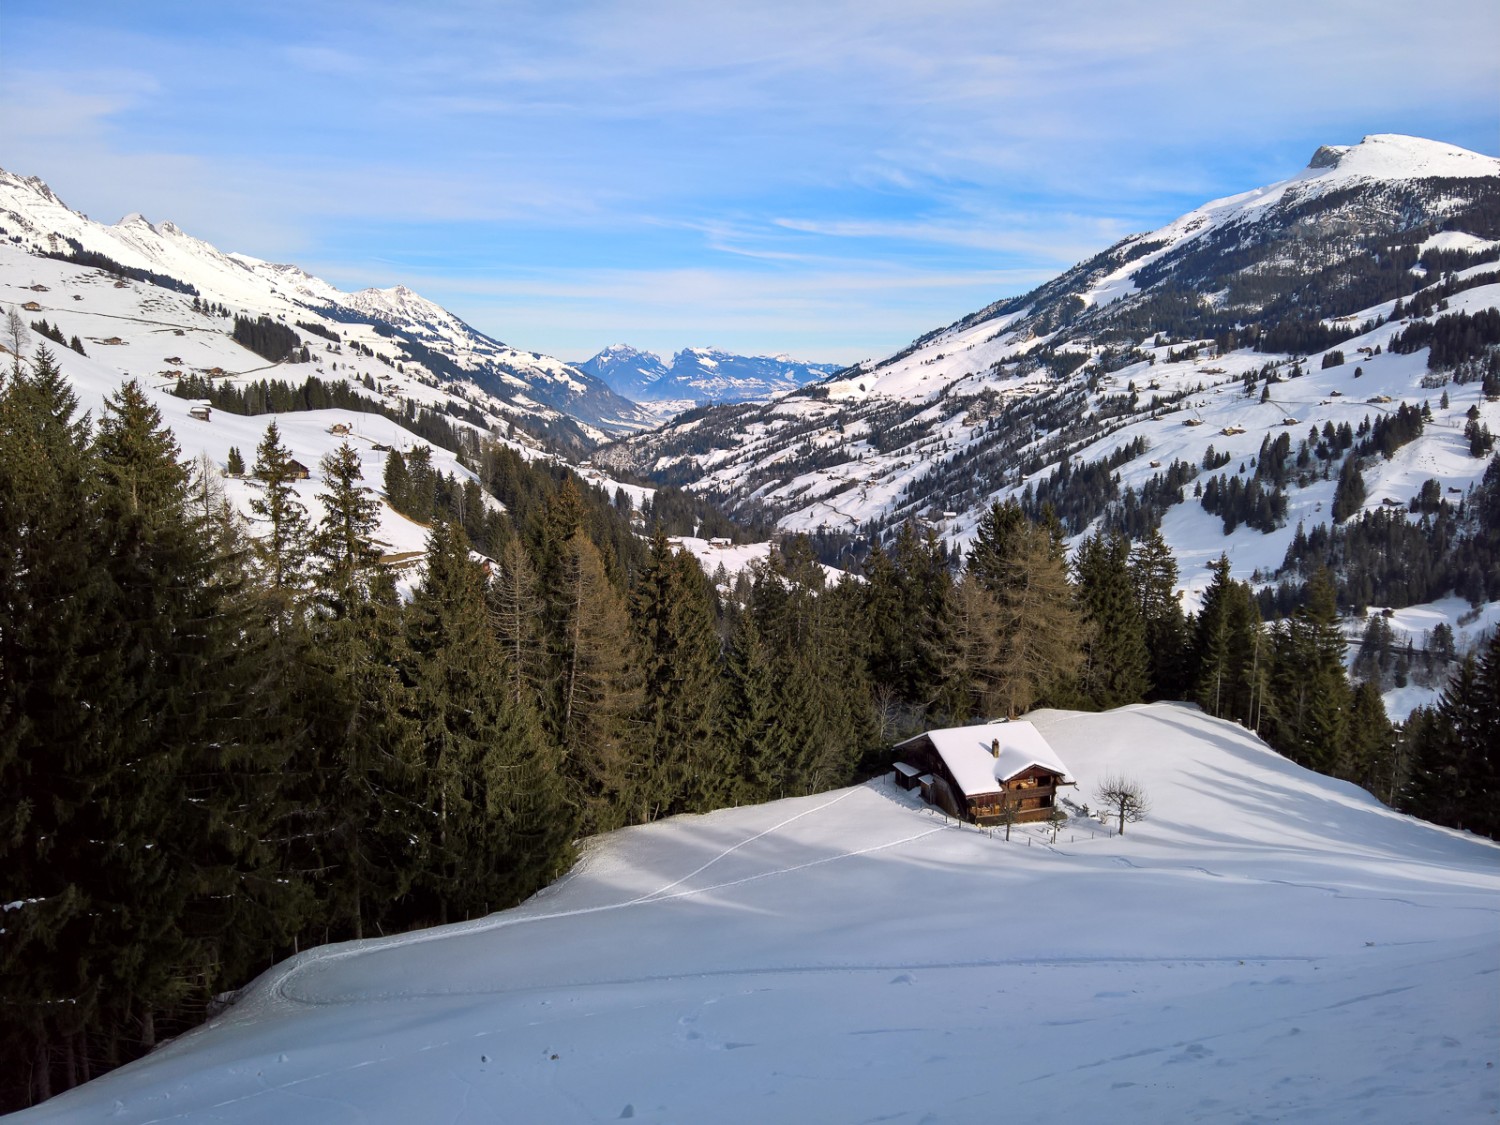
[19,704,1498,1125]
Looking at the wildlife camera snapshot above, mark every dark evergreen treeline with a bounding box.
[171,372,477,455]
[1351,402,1425,460]
[1403,630,1500,838]
[1390,308,1500,368]
[28,318,86,355]
[1397,269,1500,322]
[43,237,198,295]
[1280,455,1500,610]
[295,320,340,343]
[4,347,1497,1110]
[1017,437,1147,533]
[190,296,232,318]
[231,315,306,364]
[1104,458,1198,539]
[0,347,872,1109]
[1199,471,1288,534]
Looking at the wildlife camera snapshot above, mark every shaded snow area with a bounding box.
[19,705,1498,1125]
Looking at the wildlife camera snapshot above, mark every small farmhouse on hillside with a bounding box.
[893,721,1073,825]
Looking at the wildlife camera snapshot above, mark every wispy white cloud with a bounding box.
[3,0,1496,359]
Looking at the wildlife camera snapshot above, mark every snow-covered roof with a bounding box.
[893,762,920,778]
[896,721,1072,798]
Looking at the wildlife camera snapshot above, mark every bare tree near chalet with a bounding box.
[1095,774,1151,835]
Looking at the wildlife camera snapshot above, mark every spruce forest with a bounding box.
[3,343,1498,1109]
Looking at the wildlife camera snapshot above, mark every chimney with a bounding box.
[990,738,1000,758]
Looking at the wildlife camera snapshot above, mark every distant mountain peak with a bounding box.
[1307,144,1350,170]
[0,164,653,443]
[1300,133,1499,183]
[609,132,1500,626]
[580,344,843,405]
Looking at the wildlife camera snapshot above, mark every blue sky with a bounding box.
[5,1,1498,363]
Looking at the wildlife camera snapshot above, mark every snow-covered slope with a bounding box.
[604,134,1500,643]
[15,704,1498,1124]
[0,248,655,577]
[0,168,651,442]
[0,247,481,563]
[580,343,844,405]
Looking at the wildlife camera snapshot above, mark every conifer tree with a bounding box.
[488,533,549,710]
[1129,528,1191,699]
[723,603,786,801]
[939,572,1005,722]
[1406,630,1500,837]
[968,507,1084,718]
[302,444,421,939]
[404,519,571,923]
[0,348,104,1100]
[631,530,727,819]
[2,371,296,1099]
[1343,678,1394,791]
[736,550,877,798]
[902,526,957,708]
[861,540,906,692]
[312,443,384,609]
[383,448,409,513]
[1268,568,1350,771]
[248,420,311,607]
[1191,555,1268,727]
[1074,529,1149,708]
[242,421,318,905]
[813,575,882,782]
[554,530,644,834]
[85,382,218,1045]
[89,381,306,1053]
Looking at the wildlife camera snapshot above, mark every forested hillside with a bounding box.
[6,340,1497,1110]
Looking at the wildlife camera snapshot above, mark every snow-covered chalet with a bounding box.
[893,722,1074,825]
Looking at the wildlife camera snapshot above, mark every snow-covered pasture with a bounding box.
[16,704,1498,1124]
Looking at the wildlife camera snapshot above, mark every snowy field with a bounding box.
[671,534,850,588]
[16,704,1498,1124]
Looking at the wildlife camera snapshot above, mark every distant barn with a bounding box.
[893,722,1073,825]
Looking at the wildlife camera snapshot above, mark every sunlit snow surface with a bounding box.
[17,705,1498,1125]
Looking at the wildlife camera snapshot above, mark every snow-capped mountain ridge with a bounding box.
[580,342,843,404]
[0,168,649,442]
[604,134,1500,637]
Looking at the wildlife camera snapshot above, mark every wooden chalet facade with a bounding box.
[893,722,1073,826]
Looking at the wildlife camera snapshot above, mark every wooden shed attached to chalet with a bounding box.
[893,721,1074,825]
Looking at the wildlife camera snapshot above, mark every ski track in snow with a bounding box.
[272,787,925,1008]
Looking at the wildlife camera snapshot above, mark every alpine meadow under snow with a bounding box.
[12,705,1499,1125]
